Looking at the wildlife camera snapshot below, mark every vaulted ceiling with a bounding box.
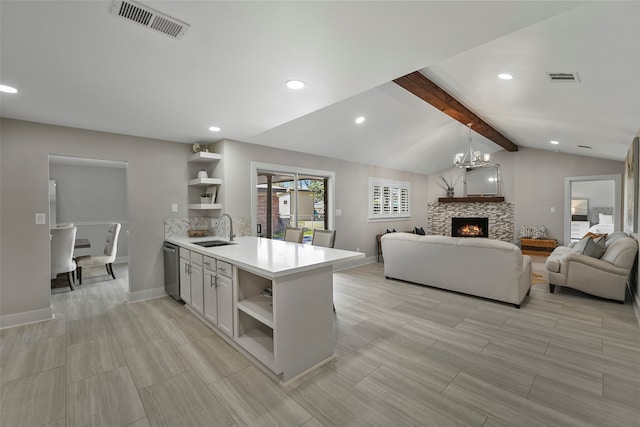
[2,1,638,175]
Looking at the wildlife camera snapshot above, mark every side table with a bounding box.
[520,238,557,256]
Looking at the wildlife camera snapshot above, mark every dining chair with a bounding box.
[284,226,304,243]
[311,229,336,248]
[76,223,121,284]
[51,225,77,290]
[311,229,337,311]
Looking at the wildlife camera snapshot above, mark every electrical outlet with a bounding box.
[356,247,360,252]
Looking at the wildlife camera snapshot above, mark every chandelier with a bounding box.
[453,123,490,168]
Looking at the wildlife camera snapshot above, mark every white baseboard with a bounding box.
[0,305,54,330]
[128,286,167,303]
[333,255,377,272]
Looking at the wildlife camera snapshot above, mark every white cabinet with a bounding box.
[179,248,203,314]
[187,151,222,211]
[179,248,191,303]
[203,257,233,337]
[190,253,204,314]
[234,265,334,381]
[216,261,234,337]
[203,257,218,325]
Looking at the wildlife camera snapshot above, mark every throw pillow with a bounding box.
[574,236,606,259]
[599,213,613,225]
[417,227,426,235]
[519,226,532,239]
[583,236,606,258]
[581,232,605,239]
[573,236,591,254]
[531,225,547,239]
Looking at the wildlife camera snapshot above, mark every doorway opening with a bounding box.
[564,174,621,244]
[48,155,130,294]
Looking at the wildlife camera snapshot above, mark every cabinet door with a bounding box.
[179,257,191,303]
[190,261,204,315]
[203,258,218,325]
[217,274,233,337]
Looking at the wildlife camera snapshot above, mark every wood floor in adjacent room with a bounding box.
[1,260,639,426]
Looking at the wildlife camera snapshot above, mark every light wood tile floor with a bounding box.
[1,260,638,426]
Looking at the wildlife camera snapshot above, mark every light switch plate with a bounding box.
[171,203,178,213]
[35,213,46,224]
[335,209,343,217]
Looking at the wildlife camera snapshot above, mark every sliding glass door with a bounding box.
[254,165,332,242]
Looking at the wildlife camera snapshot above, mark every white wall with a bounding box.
[1,118,191,324]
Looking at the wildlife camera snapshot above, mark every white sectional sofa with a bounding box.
[381,233,532,308]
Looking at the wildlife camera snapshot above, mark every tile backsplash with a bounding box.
[164,216,252,238]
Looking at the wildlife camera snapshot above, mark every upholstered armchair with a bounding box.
[51,225,77,290]
[76,223,121,284]
[545,232,638,302]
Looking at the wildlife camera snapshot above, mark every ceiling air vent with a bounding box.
[111,0,189,39]
[546,72,580,83]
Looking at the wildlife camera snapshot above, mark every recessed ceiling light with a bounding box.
[550,140,560,145]
[0,84,18,94]
[498,73,513,80]
[285,80,305,90]
[208,126,221,132]
[355,116,366,124]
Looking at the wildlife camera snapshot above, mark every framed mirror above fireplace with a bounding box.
[465,164,502,197]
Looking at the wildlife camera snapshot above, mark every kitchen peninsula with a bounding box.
[165,236,364,383]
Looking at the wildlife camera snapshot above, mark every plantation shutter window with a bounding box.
[368,178,411,221]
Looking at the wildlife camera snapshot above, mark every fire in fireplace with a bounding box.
[452,217,489,238]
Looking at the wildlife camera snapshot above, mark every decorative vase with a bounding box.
[197,169,208,179]
[446,189,454,198]
[200,196,212,204]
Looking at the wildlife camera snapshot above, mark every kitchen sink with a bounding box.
[193,240,235,247]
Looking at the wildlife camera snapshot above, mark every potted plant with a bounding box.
[439,172,462,198]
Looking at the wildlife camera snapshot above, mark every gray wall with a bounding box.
[49,162,129,259]
[0,117,632,324]
[1,118,191,320]
[213,139,430,257]
[427,147,624,245]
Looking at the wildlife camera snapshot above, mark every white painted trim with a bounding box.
[128,286,167,303]
[0,305,54,329]
[250,161,336,235]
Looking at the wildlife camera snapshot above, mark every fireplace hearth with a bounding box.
[452,217,489,238]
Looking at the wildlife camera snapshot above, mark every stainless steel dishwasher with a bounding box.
[163,242,181,301]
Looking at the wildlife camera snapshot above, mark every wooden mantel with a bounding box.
[438,197,505,203]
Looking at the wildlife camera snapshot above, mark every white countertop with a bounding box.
[165,236,365,279]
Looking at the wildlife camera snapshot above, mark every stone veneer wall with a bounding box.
[164,216,252,238]
[427,202,515,242]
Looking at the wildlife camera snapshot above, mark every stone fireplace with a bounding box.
[451,217,489,238]
[427,201,514,242]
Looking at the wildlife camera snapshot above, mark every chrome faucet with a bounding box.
[218,213,235,241]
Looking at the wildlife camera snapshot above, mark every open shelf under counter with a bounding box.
[188,177,222,186]
[236,328,277,373]
[188,151,222,162]
[237,295,274,328]
[188,203,222,210]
